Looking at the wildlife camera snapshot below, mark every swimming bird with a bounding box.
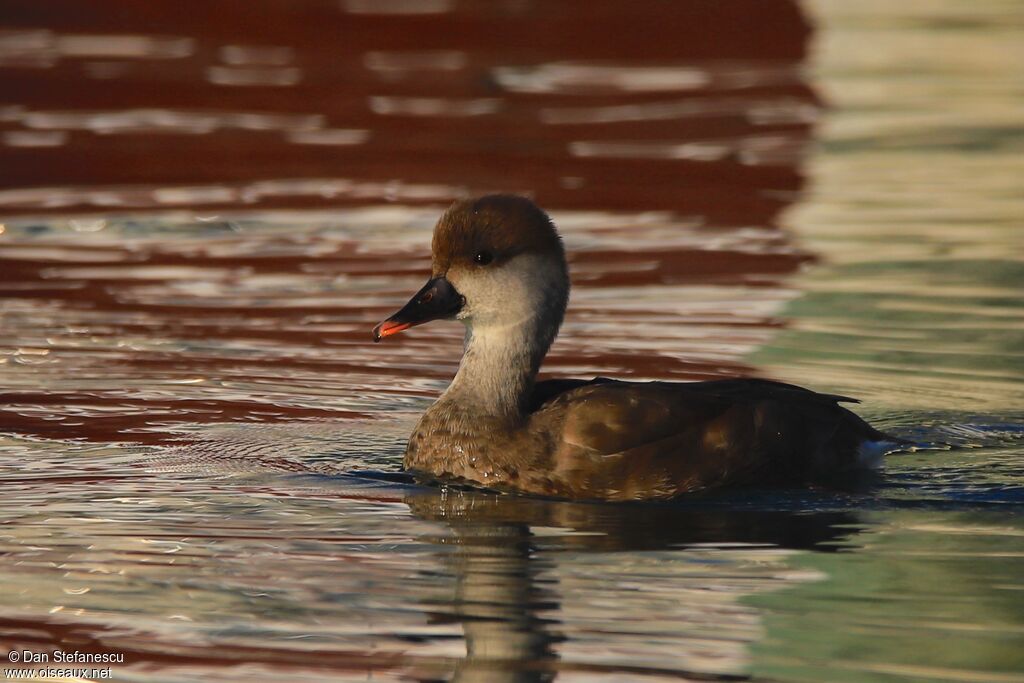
[373,195,900,501]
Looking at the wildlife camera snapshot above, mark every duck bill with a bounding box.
[372,277,464,342]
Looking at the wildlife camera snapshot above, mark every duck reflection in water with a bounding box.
[405,487,862,681]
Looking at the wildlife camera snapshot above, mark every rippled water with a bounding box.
[1,1,1022,681]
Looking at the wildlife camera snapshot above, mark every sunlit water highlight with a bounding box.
[0,1,1021,681]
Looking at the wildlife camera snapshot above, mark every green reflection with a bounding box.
[755,1,1024,411]
[749,1,1024,680]
[750,511,1024,682]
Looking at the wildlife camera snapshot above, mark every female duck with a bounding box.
[373,195,899,501]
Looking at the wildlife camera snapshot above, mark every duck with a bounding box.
[372,195,901,501]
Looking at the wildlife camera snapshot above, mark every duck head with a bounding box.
[373,195,570,347]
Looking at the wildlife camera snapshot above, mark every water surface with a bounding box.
[0,1,1022,681]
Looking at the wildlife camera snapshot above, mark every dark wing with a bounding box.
[528,376,616,412]
[683,377,864,406]
[530,378,892,499]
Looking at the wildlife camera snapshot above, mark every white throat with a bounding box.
[444,317,543,418]
[439,253,567,420]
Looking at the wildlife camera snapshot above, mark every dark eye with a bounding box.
[474,251,493,266]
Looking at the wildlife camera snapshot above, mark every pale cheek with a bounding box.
[450,255,558,324]
[449,270,513,315]
[485,275,537,321]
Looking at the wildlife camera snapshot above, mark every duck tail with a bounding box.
[856,431,916,469]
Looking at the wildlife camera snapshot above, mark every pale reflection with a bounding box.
[0,178,464,209]
[493,63,710,94]
[55,34,194,59]
[0,30,193,67]
[407,489,858,680]
[569,135,804,165]
[364,50,467,73]
[369,96,501,117]
[341,0,454,15]
[444,522,555,683]
[496,63,805,95]
[3,130,67,147]
[0,29,56,67]
[540,98,819,126]
[285,129,371,146]
[570,140,732,162]
[17,108,323,135]
[206,66,302,87]
[219,44,294,66]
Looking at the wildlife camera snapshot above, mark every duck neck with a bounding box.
[441,314,557,423]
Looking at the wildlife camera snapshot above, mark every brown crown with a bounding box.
[431,195,565,275]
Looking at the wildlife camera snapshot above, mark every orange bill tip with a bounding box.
[372,320,412,342]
